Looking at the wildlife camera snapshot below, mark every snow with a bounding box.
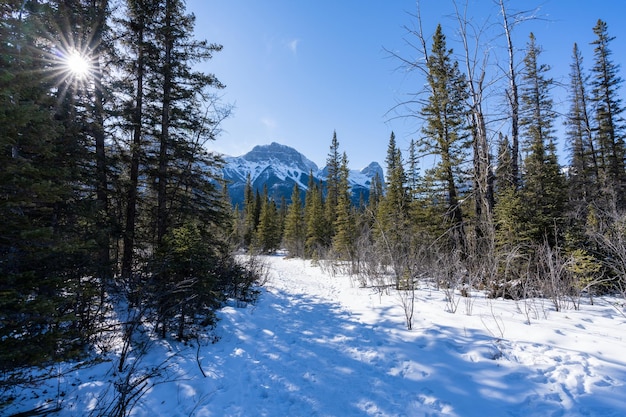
[4,254,626,416]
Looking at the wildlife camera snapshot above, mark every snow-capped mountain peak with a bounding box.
[222,142,382,206]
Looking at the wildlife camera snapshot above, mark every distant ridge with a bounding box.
[222,142,383,206]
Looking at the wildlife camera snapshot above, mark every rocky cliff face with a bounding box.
[222,142,383,206]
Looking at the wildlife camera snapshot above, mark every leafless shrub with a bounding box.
[91,344,176,417]
[586,208,626,299]
[398,283,416,330]
[534,241,571,312]
[432,250,464,313]
[239,254,271,287]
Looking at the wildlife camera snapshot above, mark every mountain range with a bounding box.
[222,142,383,206]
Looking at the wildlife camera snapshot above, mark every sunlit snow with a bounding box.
[4,254,626,416]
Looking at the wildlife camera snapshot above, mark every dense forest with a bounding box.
[1,0,626,394]
[0,0,259,376]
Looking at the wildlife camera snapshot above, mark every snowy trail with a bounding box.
[188,255,626,417]
[5,254,626,416]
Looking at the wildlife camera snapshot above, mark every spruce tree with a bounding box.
[324,131,341,240]
[375,132,410,252]
[119,0,159,280]
[419,24,470,250]
[519,33,566,246]
[0,0,102,368]
[256,187,281,253]
[151,0,226,246]
[494,133,515,195]
[116,0,231,337]
[304,172,327,258]
[332,152,356,260]
[242,173,257,248]
[590,19,626,207]
[284,184,306,257]
[565,43,598,208]
[407,139,421,200]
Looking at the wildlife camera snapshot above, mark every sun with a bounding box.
[64,50,91,79]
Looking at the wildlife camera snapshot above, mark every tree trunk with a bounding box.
[500,0,520,188]
[122,13,144,280]
[157,0,174,246]
[91,0,112,282]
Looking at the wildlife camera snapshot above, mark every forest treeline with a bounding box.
[0,0,260,374]
[1,0,626,379]
[234,17,626,315]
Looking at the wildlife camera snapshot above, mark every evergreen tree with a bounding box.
[119,0,159,280]
[332,152,356,260]
[256,187,281,253]
[565,43,598,208]
[419,24,470,250]
[284,184,306,257]
[113,0,232,338]
[407,138,421,200]
[590,19,626,207]
[158,221,221,340]
[368,172,384,210]
[376,136,410,240]
[519,33,566,246]
[494,133,515,195]
[385,131,400,177]
[324,131,341,239]
[304,172,327,257]
[242,173,257,248]
[151,0,225,246]
[0,0,102,368]
[500,0,521,189]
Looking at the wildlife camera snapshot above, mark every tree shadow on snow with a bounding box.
[203,287,626,417]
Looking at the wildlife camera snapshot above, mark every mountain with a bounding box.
[222,142,383,206]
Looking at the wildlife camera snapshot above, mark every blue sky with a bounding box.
[187,0,626,171]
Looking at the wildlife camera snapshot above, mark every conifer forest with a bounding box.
[2,0,626,412]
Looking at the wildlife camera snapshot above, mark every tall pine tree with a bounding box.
[332,152,356,261]
[565,43,598,211]
[284,184,305,257]
[419,24,470,250]
[518,33,566,246]
[590,19,626,208]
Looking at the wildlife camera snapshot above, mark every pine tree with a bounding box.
[385,131,400,177]
[256,187,281,253]
[518,33,566,246]
[324,131,341,239]
[590,19,626,207]
[304,172,327,258]
[378,133,410,230]
[332,152,356,260]
[120,0,158,280]
[116,0,231,337]
[494,133,515,195]
[284,184,306,257]
[419,24,470,250]
[407,139,421,200]
[565,43,598,207]
[152,0,225,246]
[376,134,417,287]
[0,0,102,368]
[242,173,257,248]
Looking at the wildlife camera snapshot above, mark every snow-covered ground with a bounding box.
[4,254,626,416]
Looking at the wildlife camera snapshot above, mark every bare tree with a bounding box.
[499,0,520,188]
[453,0,495,239]
[498,0,541,187]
